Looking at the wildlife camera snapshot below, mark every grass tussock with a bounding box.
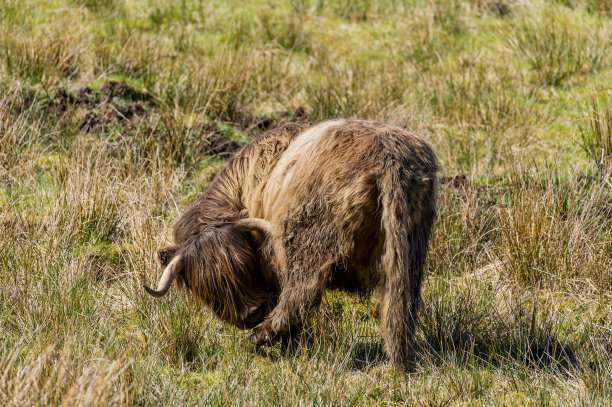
[509,8,610,86]
[1,28,84,87]
[580,94,612,173]
[1,0,611,405]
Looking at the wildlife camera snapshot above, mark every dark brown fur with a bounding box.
[149,120,438,370]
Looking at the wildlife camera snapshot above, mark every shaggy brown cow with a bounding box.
[144,119,438,369]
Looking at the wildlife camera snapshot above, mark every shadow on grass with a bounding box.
[247,289,581,375]
[346,338,387,370]
[341,325,578,374]
[257,310,579,376]
[416,291,580,375]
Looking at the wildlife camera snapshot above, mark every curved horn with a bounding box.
[143,254,183,297]
[235,217,275,238]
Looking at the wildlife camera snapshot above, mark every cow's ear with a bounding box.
[157,245,178,267]
[235,218,276,240]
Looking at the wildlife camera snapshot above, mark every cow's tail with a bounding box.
[378,160,437,370]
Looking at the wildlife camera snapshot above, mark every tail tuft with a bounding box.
[378,162,437,370]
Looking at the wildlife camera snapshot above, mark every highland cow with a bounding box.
[144,119,438,369]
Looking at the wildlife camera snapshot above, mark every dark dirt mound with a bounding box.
[101,80,150,102]
[237,107,309,135]
[48,87,76,115]
[46,84,149,132]
[79,112,102,131]
[80,103,147,131]
[113,103,146,120]
[197,121,241,157]
[44,83,309,159]
[206,133,241,156]
[48,86,98,114]
[238,113,277,134]
[48,81,150,119]
[203,108,308,156]
[76,87,96,105]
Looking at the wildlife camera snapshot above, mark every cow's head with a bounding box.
[144,218,276,329]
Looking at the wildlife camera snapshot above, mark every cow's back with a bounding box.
[256,120,434,225]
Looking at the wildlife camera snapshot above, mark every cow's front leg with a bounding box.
[249,264,327,347]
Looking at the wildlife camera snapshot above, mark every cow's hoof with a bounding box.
[249,326,279,347]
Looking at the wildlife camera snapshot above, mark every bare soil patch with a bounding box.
[45,85,311,159]
[47,81,150,131]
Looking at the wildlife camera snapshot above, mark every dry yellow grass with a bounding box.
[1,0,611,405]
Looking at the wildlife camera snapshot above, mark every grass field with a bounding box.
[1,0,611,405]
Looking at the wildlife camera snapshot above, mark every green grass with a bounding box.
[1,0,611,405]
[580,94,612,173]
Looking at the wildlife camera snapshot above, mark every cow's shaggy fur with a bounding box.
[145,119,438,369]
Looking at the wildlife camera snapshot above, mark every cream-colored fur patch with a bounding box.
[260,119,345,221]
